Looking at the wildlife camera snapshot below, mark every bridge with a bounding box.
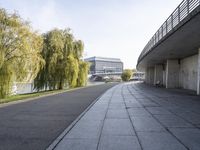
[137,0,200,95]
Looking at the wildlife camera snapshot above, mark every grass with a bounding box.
[0,88,75,104]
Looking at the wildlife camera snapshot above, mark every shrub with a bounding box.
[121,69,133,81]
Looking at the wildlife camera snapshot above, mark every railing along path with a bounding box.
[138,0,200,63]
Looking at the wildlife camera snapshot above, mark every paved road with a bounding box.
[0,83,117,150]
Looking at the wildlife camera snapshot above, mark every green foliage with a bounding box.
[66,54,79,88]
[0,8,89,97]
[0,65,13,98]
[34,29,89,90]
[0,8,44,98]
[121,69,133,81]
[77,61,89,87]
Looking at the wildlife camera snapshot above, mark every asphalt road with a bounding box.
[0,83,117,150]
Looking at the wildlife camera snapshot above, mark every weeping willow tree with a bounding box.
[77,61,89,87]
[0,8,44,98]
[66,54,79,88]
[34,28,88,90]
[67,38,89,87]
[73,40,89,87]
[34,29,66,90]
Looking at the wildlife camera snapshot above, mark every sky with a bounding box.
[0,0,182,68]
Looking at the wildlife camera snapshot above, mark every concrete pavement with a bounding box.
[0,83,117,150]
[52,82,200,150]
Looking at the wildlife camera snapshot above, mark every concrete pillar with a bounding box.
[197,49,200,95]
[145,67,154,85]
[163,71,166,86]
[154,65,163,85]
[166,59,180,88]
[149,67,155,85]
[145,68,149,84]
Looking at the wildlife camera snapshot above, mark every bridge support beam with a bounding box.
[154,65,163,85]
[197,48,200,95]
[166,59,180,88]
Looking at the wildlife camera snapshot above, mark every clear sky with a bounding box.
[1,0,182,69]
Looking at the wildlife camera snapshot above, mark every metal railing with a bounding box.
[138,0,200,64]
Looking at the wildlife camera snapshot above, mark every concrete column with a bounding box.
[197,49,200,95]
[166,59,180,88]
[145,67,154,85]
[145,68,149,84]
[154,65,163,85]
[149,67,155,85]
[163,70,166,86]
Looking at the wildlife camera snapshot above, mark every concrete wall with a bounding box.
[163,70,166,86]
[149,67,154,85]
[144,50,200,94]
[154,65,163,85]
[197,49,200,95]
[145,67,154,85]
[179,54,198,91]
[166,60,180,88]
[145,68,149,84]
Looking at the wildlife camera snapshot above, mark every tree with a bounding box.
[66,54,79,88]
[65,38,84,88]
[0,8,44,98]
[34,28,89,90]
[77,61,89,87]
[121,69,133,81]
[34,29,68,90]
[72,40,89,87]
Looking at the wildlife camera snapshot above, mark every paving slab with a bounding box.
[66,119,103,139]
[81,110,106,121]
[101,118,135,136]
[127,107,151,117]
[106,109,128,119]
[126,102,143,108]
[169,128,200,150]
[54,139,98,150]
[154,114,194,128]
[52,82,200,150]
[175,112,200,124]
[137,131,187,150]
[146,107,172,115]
[131,116,166,132]
[98,135,141,150]
[136,98,159,107]
[108,103,126,109]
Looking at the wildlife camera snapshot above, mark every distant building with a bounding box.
[131,72,145,81]
[85,56,123,75]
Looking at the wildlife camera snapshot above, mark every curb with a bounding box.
[45,86,113,150]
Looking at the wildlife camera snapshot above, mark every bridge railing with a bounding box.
[138,0,200,64]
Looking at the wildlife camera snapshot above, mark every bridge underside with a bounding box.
[138,7,200,69]
[137,7,200,95]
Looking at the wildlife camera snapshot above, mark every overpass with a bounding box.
[137,0,200,95]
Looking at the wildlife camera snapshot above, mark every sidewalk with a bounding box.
[49,82,200,150]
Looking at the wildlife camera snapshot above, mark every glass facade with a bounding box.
[85,57,123,75]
